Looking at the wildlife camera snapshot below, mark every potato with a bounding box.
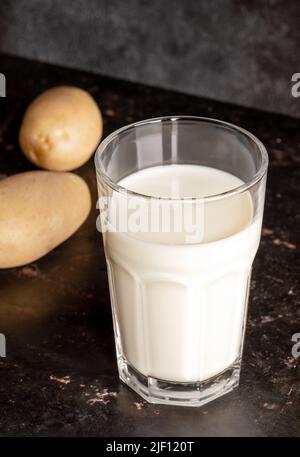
[19,86,103,171]
[0,171,91,268]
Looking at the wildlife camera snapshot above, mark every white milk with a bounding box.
[103,165,262,383]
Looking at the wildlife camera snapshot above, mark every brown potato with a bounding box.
[0,171,91,268]
[19,86,103,171]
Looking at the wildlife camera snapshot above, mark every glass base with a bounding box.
[118,356,241,407]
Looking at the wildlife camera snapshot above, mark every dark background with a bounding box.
[0,1,300,438]
[0,0,299,117]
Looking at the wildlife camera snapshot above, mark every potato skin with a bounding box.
[0,171,91,268]
[19,86,103,171]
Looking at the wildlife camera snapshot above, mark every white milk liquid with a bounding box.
[104,165,262,383]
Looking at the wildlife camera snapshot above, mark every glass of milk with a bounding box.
[95,116,268,407]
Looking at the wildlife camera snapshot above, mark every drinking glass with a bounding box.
[95,116,268,407]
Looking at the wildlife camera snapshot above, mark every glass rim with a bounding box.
[95,115,269,202]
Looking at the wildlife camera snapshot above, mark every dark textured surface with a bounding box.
[0,53,299,437]
[0,0,299,118]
